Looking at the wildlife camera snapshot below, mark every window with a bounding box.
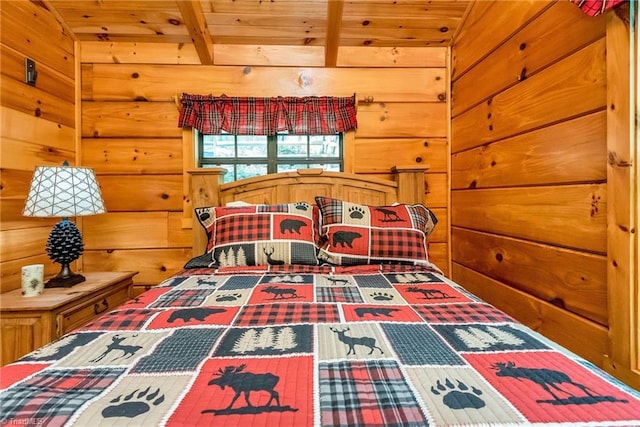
[197,131,343,183]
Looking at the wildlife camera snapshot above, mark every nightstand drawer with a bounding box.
[57,282,131,336]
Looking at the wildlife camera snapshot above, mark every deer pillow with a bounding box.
[314,196,438,266]
[194,202,319,267]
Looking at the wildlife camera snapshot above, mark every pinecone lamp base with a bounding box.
[45,218,86,288]
[46,263,86,288]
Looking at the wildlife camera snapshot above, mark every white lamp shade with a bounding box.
[23,165,106,217]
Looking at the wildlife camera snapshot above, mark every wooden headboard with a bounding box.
[187,167,428,255]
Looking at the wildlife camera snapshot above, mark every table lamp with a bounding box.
[22,162,106,288]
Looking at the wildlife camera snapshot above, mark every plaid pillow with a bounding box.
[315,196,437,266]
[195,202,319,266]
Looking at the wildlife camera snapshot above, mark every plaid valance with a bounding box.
[178,93,357,135]
[569,0,626,16]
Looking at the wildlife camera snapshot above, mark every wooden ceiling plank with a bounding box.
[205,12,325,28]
[76,34,193,43]
[325,0,344,67]
[49,1,178,11]
[206,0,327,15]
[177,0,213,65]
[213,45,325,66]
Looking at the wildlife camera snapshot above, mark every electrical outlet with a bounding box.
[25,58,37,86]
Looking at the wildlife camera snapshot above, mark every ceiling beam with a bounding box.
[177,0,213,65]
[325,0,344,67]
[41,0,78,41]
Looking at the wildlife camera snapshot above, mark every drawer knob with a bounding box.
[94,299,109,314]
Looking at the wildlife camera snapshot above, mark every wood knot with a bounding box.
[608,151,632,168]
[590,194,601,216]
[518,67,527,81]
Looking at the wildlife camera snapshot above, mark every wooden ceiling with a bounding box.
[46,0,472,66]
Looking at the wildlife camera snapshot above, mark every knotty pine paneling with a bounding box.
[452,184,606,254]
[452,111,607,189]
[1,107,75,154]
[2,72,75,129]
[80,43,447,69]
[451,0,551,80]
[452,227,607,325]
[427,243,448,277]
[81,65,446,103]
[98,175,183,212]
[82,102,180,138]
[82,138,183,175]
[1,46,75,104]
[423,174,448,209]
[80,42,201,65]
[1,226,54,265]
[450,0,610,370]
[1,139,74,172]
[337,47,446,68]
[452,38,606,153]
[356,103,448,138]
[354,139,448,174]
[83,212,191,250]
[214,45,325,67]
[0,1,75,79]
[0,1,76,292]
[82,248,193,295]
[452,1,605,116]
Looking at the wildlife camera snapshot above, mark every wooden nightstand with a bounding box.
[0,271,137,366]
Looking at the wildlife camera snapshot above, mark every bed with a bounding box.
[1,168,639,427]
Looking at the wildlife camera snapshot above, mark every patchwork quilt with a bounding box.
[2,264,640,426]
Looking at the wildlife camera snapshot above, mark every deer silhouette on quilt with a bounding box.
[330,327,383,356]
[90,335,142,362]
[204,365,298,415]
[491,361,628,405]
[262,247,285,265]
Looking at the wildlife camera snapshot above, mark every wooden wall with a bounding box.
[0,1,77,293]
[79,48,450,295]
[450,0,610,367]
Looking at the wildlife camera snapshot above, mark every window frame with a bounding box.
[196,130,344,182]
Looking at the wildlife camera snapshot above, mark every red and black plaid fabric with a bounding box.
[234,303,340,326]
[318,360,428,426]
[414,303,515,323]
[315,196,438,266]
[80,308,157,331]
[178,93,357,135]
[569,0,626,16]
[0,368,122,425]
